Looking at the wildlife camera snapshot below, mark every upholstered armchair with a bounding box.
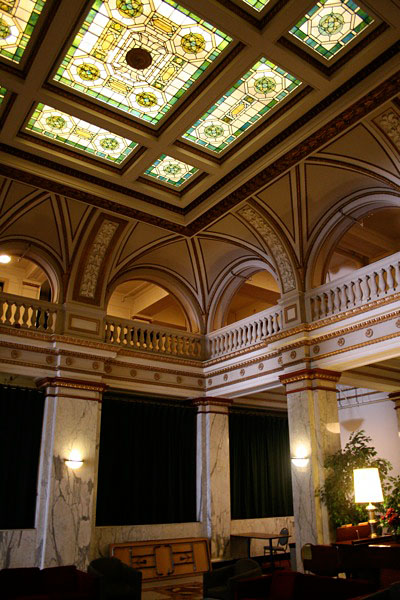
[88,557,141,600]
[203,558,262,600]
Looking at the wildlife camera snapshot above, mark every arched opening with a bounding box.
[0,254,52,301]
[226,270,281,325]
[324,207,400,283]
[107,280,189,331]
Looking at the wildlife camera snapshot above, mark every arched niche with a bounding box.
[306,191,400,289]
[0,241,62,302]
[207,258,281,332]
[106,268,204,334]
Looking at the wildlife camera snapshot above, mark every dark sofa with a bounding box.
[233,569,377,600]
[0,565,98,600]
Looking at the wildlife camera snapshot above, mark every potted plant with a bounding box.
[380,475,400,540]
[318,430,392,529]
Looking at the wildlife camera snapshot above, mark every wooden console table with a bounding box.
[110,537,211,581]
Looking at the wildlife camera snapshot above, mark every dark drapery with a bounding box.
[229,409,293,519]
[0,385,45,529]
[96,393,197,526]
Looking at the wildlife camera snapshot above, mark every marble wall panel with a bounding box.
[0,530,37,568]
[230,517,295,558]
[42,394,101,569]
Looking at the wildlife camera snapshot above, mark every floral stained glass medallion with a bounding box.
[145,154,198,187]
[183,57,301,153]
[25,103,138,164]
[53,0,232,125]
[0,0,46,63]
[289,0,374,60]
[238,0,272,12]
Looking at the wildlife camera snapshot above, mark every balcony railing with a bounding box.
[104,316,204,359]
[0,292,59,334]
[306,251,400,322]
[206,305,283,359]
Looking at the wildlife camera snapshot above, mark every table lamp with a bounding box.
[353,467,383,538]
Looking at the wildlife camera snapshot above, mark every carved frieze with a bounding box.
[79,220,118,299]
[237,205,296,292]
[373,108,400,152]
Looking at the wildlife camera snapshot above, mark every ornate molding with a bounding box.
[79,220,118,299]
[237,205,296,292]
[36,377,107,393]
[279,368,341,385]
[373,107,400,153]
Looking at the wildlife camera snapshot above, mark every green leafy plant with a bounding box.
[380,475,400,534]
[318,430,392,529]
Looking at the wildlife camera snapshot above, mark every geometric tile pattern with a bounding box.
[183,57,301,153]
[289,0,374,60]
[25,103,138,164]
[53,0,233,125]
[238,0,272,12]
[145,153,199,186]
[0,0,46,63]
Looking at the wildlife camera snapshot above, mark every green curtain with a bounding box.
[229,409,293,519]
[96,393,197,526]
[0,385,45,529]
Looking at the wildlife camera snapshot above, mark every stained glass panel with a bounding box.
[289,0,374,60]
[0,0,46,64]
[182,57,301,153]
[25,103,138,164]
[145,154,198,186]
[238,0,271,12]
[0,84,6,105]
[54,0,232,125]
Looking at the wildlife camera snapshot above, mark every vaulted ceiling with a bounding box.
[0,0,399,315]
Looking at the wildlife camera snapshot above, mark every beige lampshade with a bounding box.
[353,468,383,503]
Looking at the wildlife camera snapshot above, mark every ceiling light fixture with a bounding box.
[0,254,11,264]
[126,47,152,70]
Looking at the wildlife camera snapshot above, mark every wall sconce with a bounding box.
[291,457,309,467]
[64,449,84,469]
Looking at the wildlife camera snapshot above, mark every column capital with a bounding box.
[191,397,233,414]
[389,391,400,408]
[36,377,107,401]
[280,368,341,385]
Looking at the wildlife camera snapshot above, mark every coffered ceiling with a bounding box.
[0,0,399,234]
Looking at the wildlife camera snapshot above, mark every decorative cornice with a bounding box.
[36,377,107,393]
[192,397,233,407]
[279,368,341,385]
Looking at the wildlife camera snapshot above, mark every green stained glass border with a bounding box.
[0,0,46,64]
[239,0,271,12]
[0,85,6,105]
[145,153,199,187]
[25,102,138,165]
[289,0,374,61]
[182,57,301,154]
[53,0,232,126]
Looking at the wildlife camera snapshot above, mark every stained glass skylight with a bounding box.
[289,0,374,60]
[0,0,46,64]
[238,0,272,12]
[54,0,232,126]
[182,57,301,154]
[145,154,198,186]
[25,103,138,164]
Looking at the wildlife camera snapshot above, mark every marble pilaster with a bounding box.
[280,369,341,569]
[194,398,232,560]
[36,378,104,570]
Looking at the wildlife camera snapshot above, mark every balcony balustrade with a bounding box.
[306,252,400,322]
[0,292,59,333]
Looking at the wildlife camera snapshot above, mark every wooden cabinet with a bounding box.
[110,537,210,581]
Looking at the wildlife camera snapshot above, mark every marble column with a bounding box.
[35,377,105,570]
[389,392,400,436]
[279,368,341,568]
[194,398,232,560]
